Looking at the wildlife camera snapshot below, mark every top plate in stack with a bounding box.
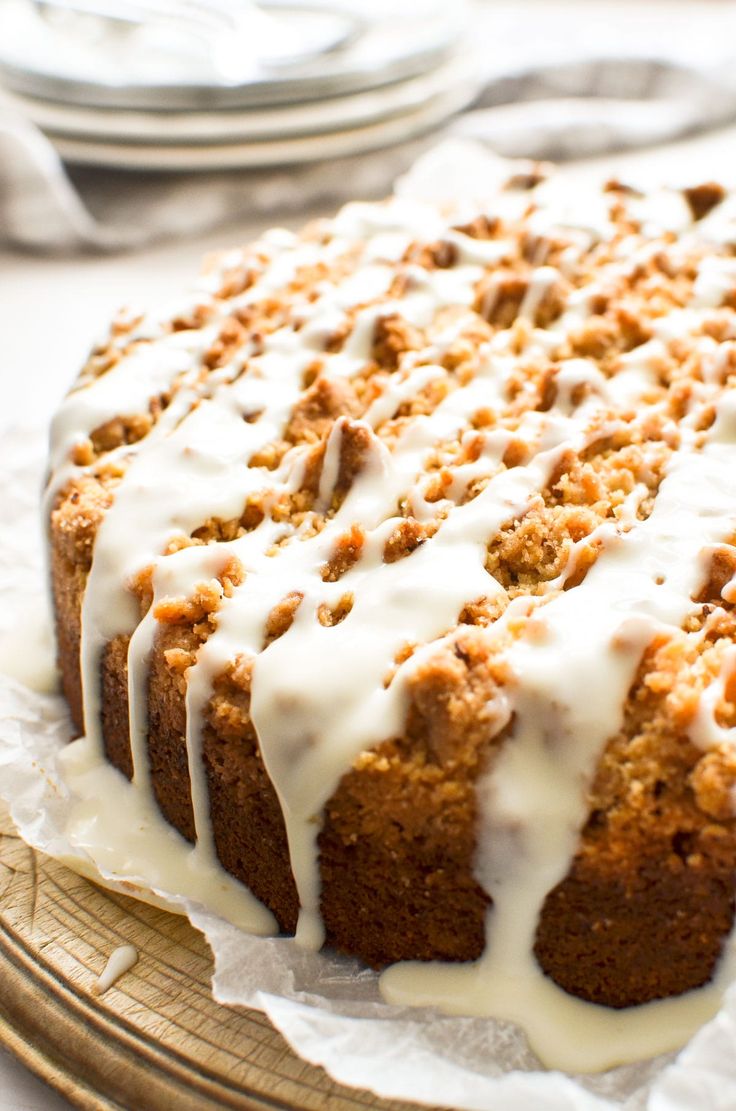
[0,0,478,170]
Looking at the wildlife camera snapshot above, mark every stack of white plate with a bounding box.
[0,0,478,171]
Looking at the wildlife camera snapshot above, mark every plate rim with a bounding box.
[7,51,473,146]
[0,2,468,111]
[49,80,479,172]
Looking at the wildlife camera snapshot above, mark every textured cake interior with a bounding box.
[49,167,736,1011]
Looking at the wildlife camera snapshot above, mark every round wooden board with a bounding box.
[0,802,429,1111]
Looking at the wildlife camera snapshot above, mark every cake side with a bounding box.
[51,485,736,998]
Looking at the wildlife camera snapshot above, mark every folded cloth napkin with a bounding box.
[4,0,736,254]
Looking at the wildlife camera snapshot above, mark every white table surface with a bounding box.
[3,123,736,1108]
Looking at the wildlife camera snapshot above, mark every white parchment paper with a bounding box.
[4,147,736,1106]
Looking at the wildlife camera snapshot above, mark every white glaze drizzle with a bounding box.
[47,173,736,1071]
[689,643,736,751]
[94,944,138,993]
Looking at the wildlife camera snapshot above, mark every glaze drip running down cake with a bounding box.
[48,162,736,1068]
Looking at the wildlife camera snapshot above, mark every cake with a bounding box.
[48,163,736,1029]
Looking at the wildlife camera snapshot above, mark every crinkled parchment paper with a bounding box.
[4,147,736,1107]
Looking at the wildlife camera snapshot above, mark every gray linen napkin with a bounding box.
[4,1,736,254]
